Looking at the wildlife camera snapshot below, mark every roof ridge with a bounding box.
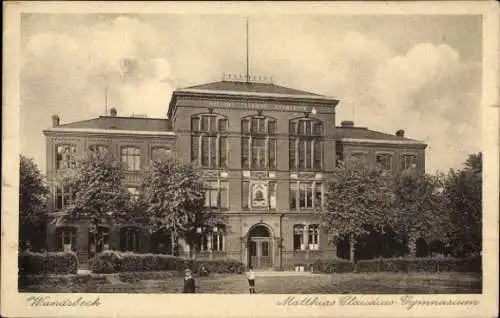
[181,80,325,97]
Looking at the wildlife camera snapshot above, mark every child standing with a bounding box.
[246,266,256,294]
[183,269,196,293]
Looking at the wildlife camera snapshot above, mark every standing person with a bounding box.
[246,266,256,294]
[183,269,196,293]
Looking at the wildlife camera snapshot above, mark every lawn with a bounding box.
[20,272,481,294]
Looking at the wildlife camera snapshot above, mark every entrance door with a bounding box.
[248,225,273,269]
[249,239,272,269]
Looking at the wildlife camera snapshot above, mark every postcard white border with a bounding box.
[2,1,499,317]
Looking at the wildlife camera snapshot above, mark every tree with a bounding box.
[441,152,482,257]
[62,151,132,255]
[319,159,396,261]
[464,152,482,173]
[392,170,446,256]
[19,155,49,250]
[138,155,222,257]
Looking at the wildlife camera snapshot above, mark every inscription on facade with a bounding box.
[208,100,310,112]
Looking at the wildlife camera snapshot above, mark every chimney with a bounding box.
[52,115,60,127]
[396,129,405,138]
[341,120,354,128]
[110,107,117,117]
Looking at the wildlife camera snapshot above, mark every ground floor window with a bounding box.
[308,224,320,250]
[120,226,141,252]
[293,225,305,250]
[56,227,77,251]
[212,225,225,252]
[293,224,319,250]
[197,225,225,252]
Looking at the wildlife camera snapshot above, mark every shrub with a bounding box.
[312,258,354,273]
[18,251,78,275]
[90,251,244,274]
[354,256,482,273]
[90,250,122,273]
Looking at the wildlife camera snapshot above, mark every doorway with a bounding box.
[248,225,273,269]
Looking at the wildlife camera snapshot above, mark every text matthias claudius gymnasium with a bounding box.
[277,295,479,310]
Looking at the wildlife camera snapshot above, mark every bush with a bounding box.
[354,256,481,273]
[312,258,354,273]
[90,251,245,274]
[18,251,78,275]
[90,250,122,273]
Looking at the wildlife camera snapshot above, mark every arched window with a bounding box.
[191,114,228,168]
[56,227,77,251]
[120,226,141,252]
[289,118,323,170]
[121,147,141,171]
[56,144,77,170]
[241,116,277,169]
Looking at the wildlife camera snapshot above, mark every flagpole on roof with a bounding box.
[246,18,250,83]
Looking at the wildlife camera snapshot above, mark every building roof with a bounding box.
[183,80,323,97]
[336,126,426,146]
[56,116,171,132]
[168,80,338,119]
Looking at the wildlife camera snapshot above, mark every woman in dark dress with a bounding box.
[183,269,196,293]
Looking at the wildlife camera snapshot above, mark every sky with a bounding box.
[20,14,482,174]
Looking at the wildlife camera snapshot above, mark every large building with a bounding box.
[43,77,426,269]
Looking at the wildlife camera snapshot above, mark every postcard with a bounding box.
[2,1,499,317]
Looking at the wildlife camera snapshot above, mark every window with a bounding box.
[204,180,228,209]
[55,185,73,210]
[120,227,141,252]
[401,154,417,170]
[88,144,108,157]
[242,181,249,209]
[56,144,77,170]
[293,225,305,250]
[212,225,225,252]
[127,187,139,201]
[308,225,320,250]
[290,181,323,210]
[269,181,277,209]
[241,117,277,170]
[151,147,170,162]
[350,152,368,165]
[289,119,323,170]
[197,225,225,252]
[289,182,297,209]
[376,153,393,171]
[121,147,141,171]
[56,227,77,251]
[191,115,228,168]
